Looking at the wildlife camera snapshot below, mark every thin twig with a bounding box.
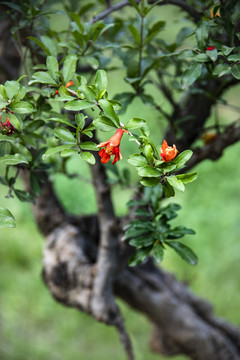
[91,0,201,24]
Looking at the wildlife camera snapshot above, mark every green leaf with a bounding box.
[11,143,32,162]
[138,165,161,178]
[80,141,97,151]
[140,177,160,187]
[151,242,164,263]
[93,116,117,131]
[231,64,240,80]
[206,48,218,62]
[129,236,154,248]
[80,151,96,165]
[128,24,141,45]
[28,36,51,55]
[49,116,76,128]
[9,101,34,114]
[61,148,78,157]
[54,128,76,143]
[14,189,35,203]
[28,71,57,85]
[195,21,208,51]
[62,55,77,84]
[167,241,198,265]
[42,145,74,160]
[166,176,185,192]
[128,153,148,167]
[168,226,195,239]
[41,36,58,57]
[0,85,8,101]
[0,142,11,156]
[75,113,85,129]
[95,70,108,90]
[98,99,120,127]
[163,181,175,198]
[46,56,59,80]
[173,150,193,168]
[5,81,20,99]
[128,246,152,266]
[176,172,198,184]
[125,117,146,130]
[30,172,41,196]
[212,64,230,77]
[8,112,22,130]
[0,154,28,165]
[181,63,202,89]
[64,99,95,111]
[0,207,15,228]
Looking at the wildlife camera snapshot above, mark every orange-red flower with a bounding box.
[55,80,74,95]
[97,129,128,165]
[160,139,178,162]
[0,113,15,135]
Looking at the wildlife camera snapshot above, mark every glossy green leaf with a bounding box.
[46,56,59,80]
[138,165,161,178]
[95,70,107,90]
[60,148,78,157]
[49,116,76,128]
[140,177,160,187]
[9,101,34,114]
[151,242,164,263]
[128,153,148,167]
[163,181,175,198]
[167,241,198,265]
[0,207,16,228]
[231,64,240,80]
[173,150,193,168]
[125,117,146,130]
[28,71,57,85]
[93,116,117,131]
[181,63,202,89]
[11,143,32,162]
[80,151,96,165]
[14,189,35,203]
[80,141,97,151]
[176,172,198,184]
[167,176,185,192]
[195,21,208,51]
[0,154,28,165]
[128,246,152,266]
[8,112,22,130]
[54,128,76,143]
[98,99,120,127]
[64,99,95,111]
[62,55,77,84]
[42,145,74,160]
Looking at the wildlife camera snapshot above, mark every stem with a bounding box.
[138,15,144,78]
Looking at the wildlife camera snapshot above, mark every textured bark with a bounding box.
[42,218,240,360]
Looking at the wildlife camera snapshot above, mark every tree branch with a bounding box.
[91,0,201,24]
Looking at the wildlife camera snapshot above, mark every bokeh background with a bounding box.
[1,3,240,360]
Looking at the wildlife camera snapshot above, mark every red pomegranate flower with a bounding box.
[160,139,178,162]
[0,113,15,135]
[97,129,128,165]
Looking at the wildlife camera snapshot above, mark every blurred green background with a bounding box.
[1,2,240,360]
